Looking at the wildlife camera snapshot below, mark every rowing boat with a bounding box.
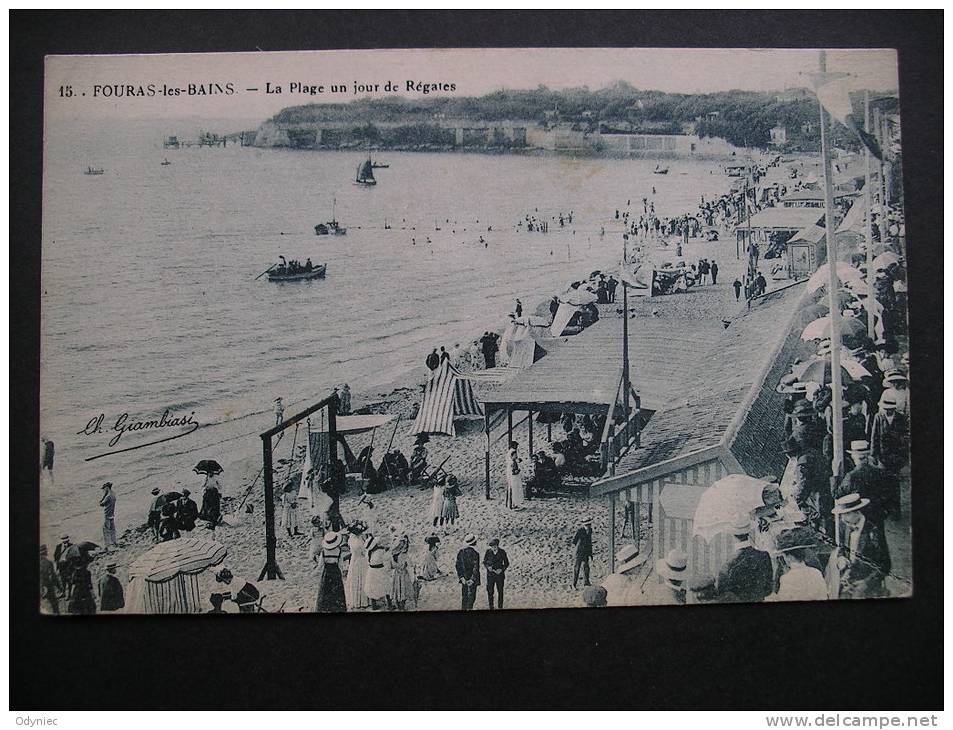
[266,264,327,282]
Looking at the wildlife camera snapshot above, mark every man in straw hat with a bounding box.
[601,544,647,607]
[98,562,125,612]
[829,492,887,599]
[766,527,828,602]
[870,390,908,476]
[789,399,824,452]
[834,441,895,582]
[714,516,774,604]
[881,368,908,415]
[571,517,594,589]
[783,435,832,534]
[455,534,481,610]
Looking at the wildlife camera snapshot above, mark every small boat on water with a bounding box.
[84,167,105,175]
[653,164,669,175]
[267,263,327,282]
[161,158,172,166]
[315,197,347,236]
[371,161,389,169]
[355,156,377,186]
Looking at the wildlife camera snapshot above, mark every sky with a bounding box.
[45,47,900,124]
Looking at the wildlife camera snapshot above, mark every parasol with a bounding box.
[693,475,776,541]
[800,315,866,342]
[797,303,829,325]
[872,251,901,270]
[128,538,227,583]
[63,541,100,562]
[193,460,224,476]
[791,356,867,385]
[805,262,863,294]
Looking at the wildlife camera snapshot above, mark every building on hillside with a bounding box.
[769,125,788,146]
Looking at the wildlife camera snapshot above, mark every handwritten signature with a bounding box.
[77,410,200,461]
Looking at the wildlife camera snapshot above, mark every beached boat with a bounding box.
[267,264,327,282]
[653,164,669,175]
[354,157,377,186]
[84,167,105,175]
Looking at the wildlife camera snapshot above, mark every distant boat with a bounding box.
[371,161,389,169]
[315,196,347,236]
[653,164,669,175]
[161,158,172,166]
[355,156,377,186]
[267,264,327,282]
[84,167,105,175]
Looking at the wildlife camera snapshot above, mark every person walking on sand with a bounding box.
[99,482,117,547]
[147,487,162,542]
[281,482,301,538]
[439,346,450,364]
[505,442,525,510]
[429,476,445,527]
[441,475,461,526]
[344,523,370,610]
[391,534,416,610]
[40,437,55,484]
[67,563,97,615]
[484,538,510,609]
[98,562,125,612]
[39,545,62,614]
[339,383,352,415]
[363,536,392,611]
[419,533,442,581]
[572,517,594,588]
[733,278,742,301]
[456,534,481,610]
[515,299,523,318]
[198,476,222,531]
[314,532,347,613]
[710,260,719,285]
[274,397,285,426]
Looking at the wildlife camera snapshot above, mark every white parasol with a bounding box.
[693,474,775,541]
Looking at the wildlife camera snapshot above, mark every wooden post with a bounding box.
[547,422,552,442]
[258,433,284,580]
[609,492,617,573]
[507,408,513,448]
[864,90,876,340]
[484,408,491,500]
[528,410,534,457]
[634,499,641,552]
[818,50,845,479]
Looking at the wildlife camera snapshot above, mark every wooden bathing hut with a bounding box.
[592,282,812,582]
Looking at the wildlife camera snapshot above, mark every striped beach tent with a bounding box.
[410,359,483,437]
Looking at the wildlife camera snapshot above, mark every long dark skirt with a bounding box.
[314,563,346,613]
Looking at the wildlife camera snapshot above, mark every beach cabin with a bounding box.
[725,163,748,177]
[786,225,826,278]
[735,206,826,261]
[592,283,815,582]
[780,188,856,210]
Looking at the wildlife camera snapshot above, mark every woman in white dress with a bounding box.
[344,524,370,610]
[363,535,392,611]
[505,441,525,509]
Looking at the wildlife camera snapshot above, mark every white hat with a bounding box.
[847,440,870,455]
[464,534,477,546]
[655,548,689,587]
[832,493,870,515]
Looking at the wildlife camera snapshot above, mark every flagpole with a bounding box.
[818,50,845,479]
[874,106,888,245]
[864,90,875,340]
[622,235,630,421]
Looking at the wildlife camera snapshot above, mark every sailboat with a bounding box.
[354,156,377,186]
[84,166,105,175]
[653,164,669,175]
[315,196,347,236]
[160,158,172,166]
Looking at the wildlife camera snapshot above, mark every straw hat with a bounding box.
[655,549,688,587]
[464,534,478,546]
[884,368,907,384]
[832,493,870,515]
[879,391,898,409]
[615,544,647,574]
[321,532,343,551]
[847,439,870,457]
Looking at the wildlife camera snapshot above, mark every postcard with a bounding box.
[39,47,910,615]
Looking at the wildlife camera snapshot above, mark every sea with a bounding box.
[40,118,735,543]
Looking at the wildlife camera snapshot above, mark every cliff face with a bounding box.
[254,120,292,148]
